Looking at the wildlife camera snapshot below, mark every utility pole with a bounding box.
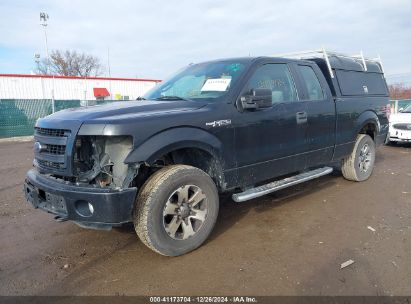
[34,53,40,73]
[107,47,112,100]
[40,12,55,113]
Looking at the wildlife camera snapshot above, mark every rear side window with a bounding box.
[298,65,325,100]
[335,70,388,96]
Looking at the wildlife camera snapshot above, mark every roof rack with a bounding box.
[273,47,384,78]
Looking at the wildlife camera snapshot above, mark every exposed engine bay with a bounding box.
[73,136,137,189]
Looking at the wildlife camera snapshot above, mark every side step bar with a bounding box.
[232,167,333,202]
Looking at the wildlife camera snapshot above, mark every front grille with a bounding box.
[34,127,71,172]
[44,144,66,155]
[393,123,411,130]
[37,159,64,170]
[35,127,69,137]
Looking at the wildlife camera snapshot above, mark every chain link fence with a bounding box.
[0,99,116,138]
[1,99,411,139]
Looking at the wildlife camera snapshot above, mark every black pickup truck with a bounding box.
[24,51,390,256]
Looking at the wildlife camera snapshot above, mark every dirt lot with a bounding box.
[0,141,410,296]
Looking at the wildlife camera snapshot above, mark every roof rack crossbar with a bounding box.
[351,51,367,71]
[376,55,385,74]
[321,47,334,78]
[272,48,384,79]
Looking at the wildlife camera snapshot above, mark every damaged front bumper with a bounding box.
[24,169,137,230]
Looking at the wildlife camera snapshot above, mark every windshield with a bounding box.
[144,61,248,101]
[403,104,411,113]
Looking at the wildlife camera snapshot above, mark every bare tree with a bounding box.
[388,84,411,99]
[38,50,103,77]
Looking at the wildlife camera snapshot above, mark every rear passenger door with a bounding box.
[293,63,336,167]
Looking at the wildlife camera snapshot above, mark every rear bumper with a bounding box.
[24,169,137,229]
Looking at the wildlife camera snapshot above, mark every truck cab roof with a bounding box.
[200,54,387,98]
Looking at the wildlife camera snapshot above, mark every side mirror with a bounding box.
[399,107,404,113]
[241,88,272,110]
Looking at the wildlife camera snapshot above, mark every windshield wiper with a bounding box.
[155,95,189,101]
[136,96,146,100]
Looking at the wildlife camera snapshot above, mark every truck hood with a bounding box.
[42,99,207,122]
[390,112,411,124]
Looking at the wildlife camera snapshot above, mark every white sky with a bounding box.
[0,0,410,82]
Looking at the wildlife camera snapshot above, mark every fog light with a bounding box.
[88,202,94,214]
[75,200,94,217]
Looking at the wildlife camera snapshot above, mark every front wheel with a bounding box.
[341,134,376,182]
[134,165,219,256]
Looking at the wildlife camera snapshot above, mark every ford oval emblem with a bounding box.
[34,142,45,153]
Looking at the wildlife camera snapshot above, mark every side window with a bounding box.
[298,65,325,100]
[246,64,298,104]
[335,70,388,96]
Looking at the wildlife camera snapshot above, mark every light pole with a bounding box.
[40,12,55,113]
[40,13,49,67]
[34,53,40,73]
[107,47,112,100]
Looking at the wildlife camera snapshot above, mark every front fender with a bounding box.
[124,127,222,164]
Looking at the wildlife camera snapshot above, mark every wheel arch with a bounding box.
[356,110,381,140]
[125,127,223,164]
[124,127,226,190]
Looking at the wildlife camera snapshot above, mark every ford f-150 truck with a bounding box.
[24,50,390,256]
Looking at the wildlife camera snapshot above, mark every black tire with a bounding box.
[134,165,219,256]
[341,134,376,182]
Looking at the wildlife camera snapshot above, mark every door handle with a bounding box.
[296,111,307,124]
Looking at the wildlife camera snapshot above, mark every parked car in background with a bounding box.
[388,104,411,143]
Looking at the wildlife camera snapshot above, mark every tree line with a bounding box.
[388,84,411,100]
[37,50,103,77]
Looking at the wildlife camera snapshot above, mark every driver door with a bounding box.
[232,62,309,187]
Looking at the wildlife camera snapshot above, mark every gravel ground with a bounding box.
[0,141,410,296]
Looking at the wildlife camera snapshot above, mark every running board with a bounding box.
[232,167,333,202]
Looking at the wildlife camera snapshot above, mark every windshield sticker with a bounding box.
[201,78,231,92]
[227,63,242,72]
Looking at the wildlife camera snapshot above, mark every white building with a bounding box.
[0,74,161,100]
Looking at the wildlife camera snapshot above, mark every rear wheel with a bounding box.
[134,165,219,256]
[341,134,376,181]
